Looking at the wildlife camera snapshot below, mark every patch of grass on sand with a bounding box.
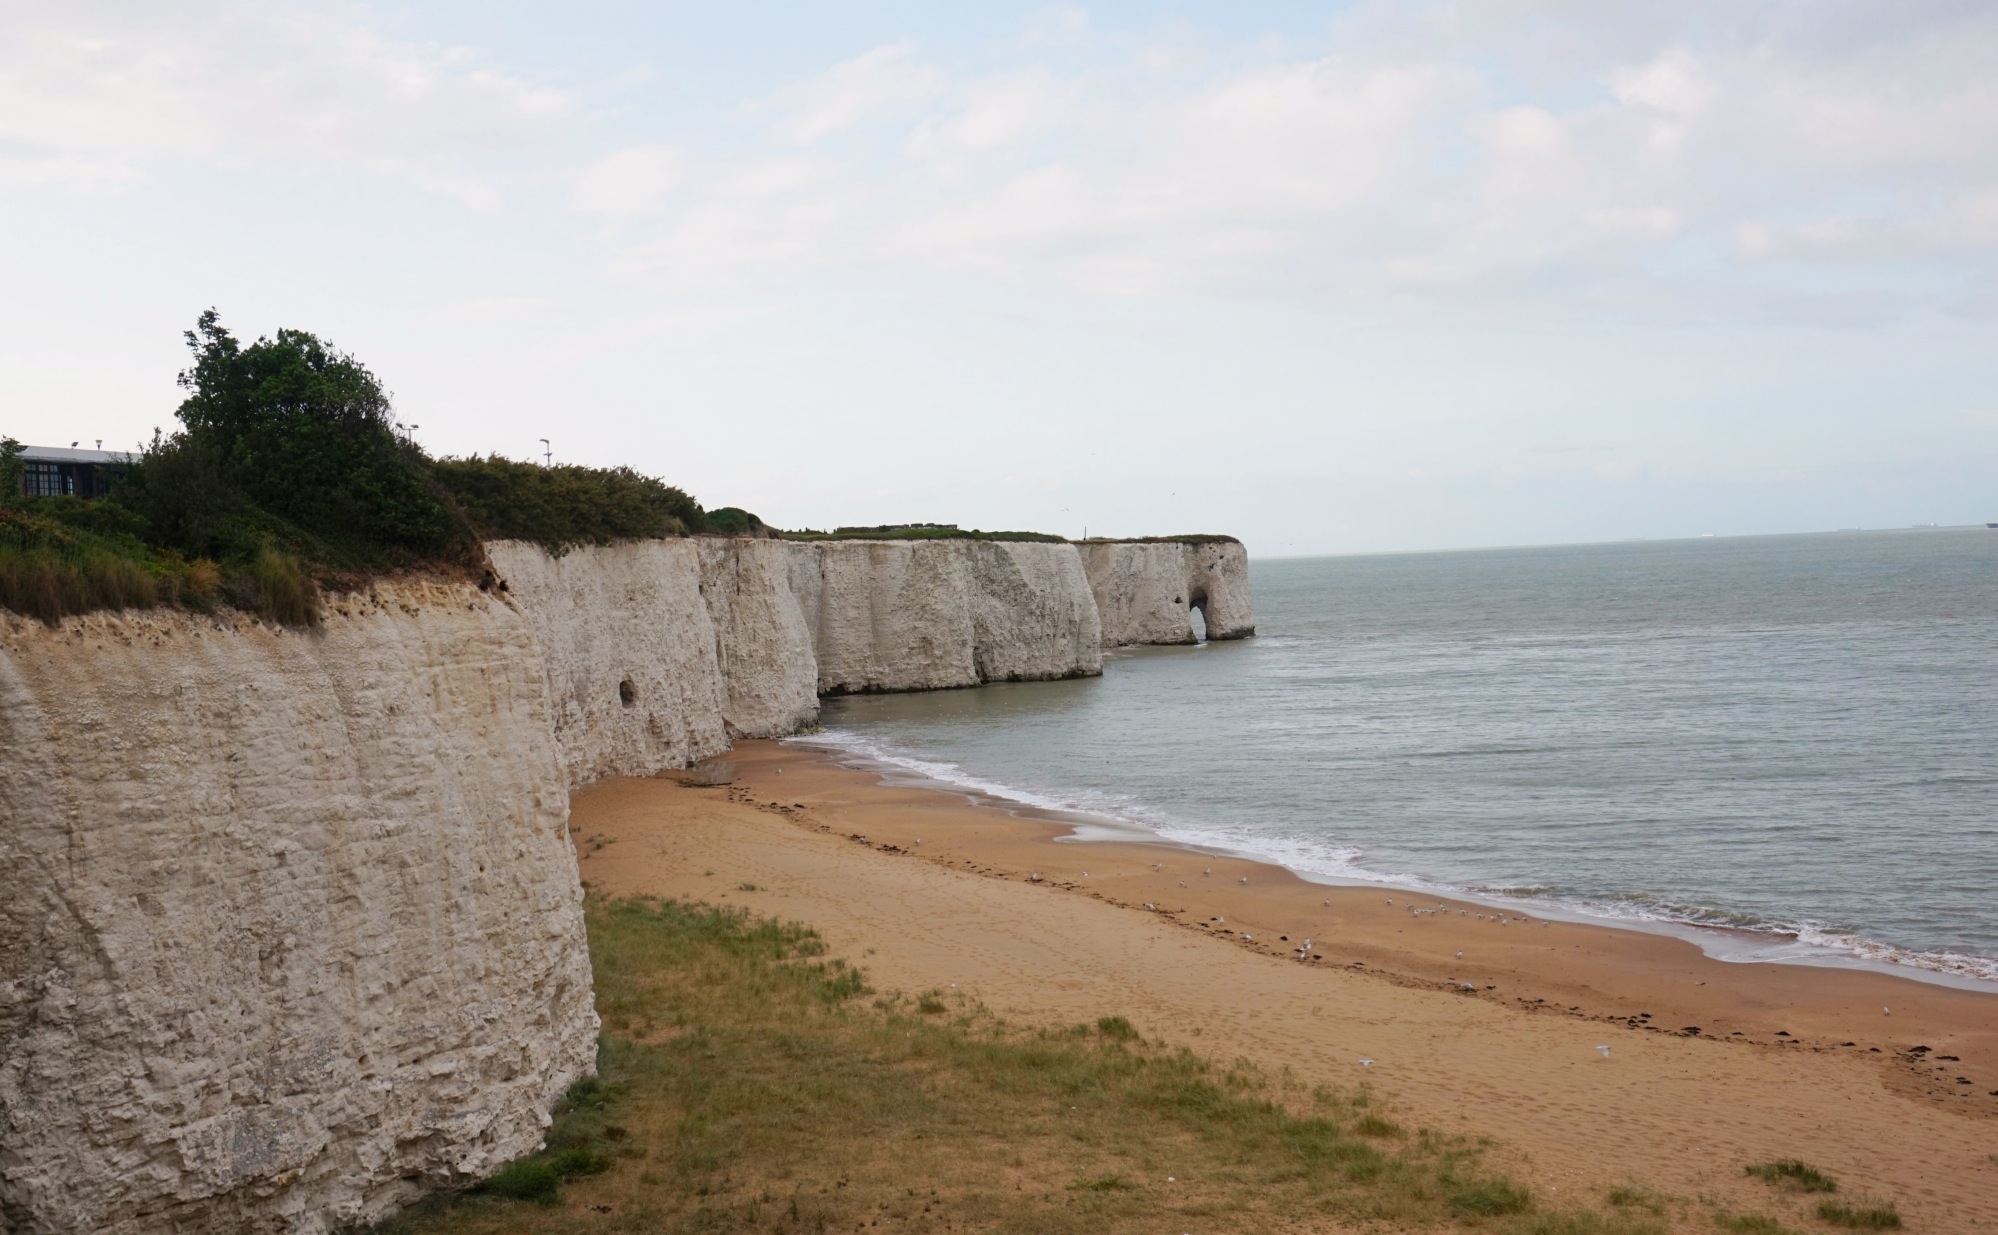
[1816,1201,1902,1230]
[1745,1161,1838,1193]
[1714,1214,1798,1235]
[1607,1186,1666,1215]
[372,895,1674,1235]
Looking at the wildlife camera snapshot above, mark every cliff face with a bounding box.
[786,540,1101,694]
[486,540,819,770]
[0,531,1246,1233]
[696,539,821,738]
[966,541,1103,683]
[0,584,597,1235]
[1081,539,1257,647]
[486,540,732,782]
[1187,541,1257,641]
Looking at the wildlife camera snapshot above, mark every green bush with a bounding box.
[478,1158,561,1204]
[0,506,158,624]
[703,505,766,535]
[432,454,704,554]
[1095,1015,1139,1041]
[0,438,26,505]
[1745,1160,1836,1193]
[1816,1201,1901,1230]
[227,547,319,627]
[169,310,466,563]
[1449,1174,1534,1216]
[1716,1216,1797,1235]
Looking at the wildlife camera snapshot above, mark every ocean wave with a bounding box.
[786,729,1998,989]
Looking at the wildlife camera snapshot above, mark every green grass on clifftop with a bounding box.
[431,455,709,554]
[783,524,1067,543]
[373,895,1670,1235]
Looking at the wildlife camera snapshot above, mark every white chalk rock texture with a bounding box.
[696,538,820,737]
[966,541,1103,683]
[1081,539,1257,647]
[0,583,598,1235]
[787,540,1101,694]
[487,539,732,781]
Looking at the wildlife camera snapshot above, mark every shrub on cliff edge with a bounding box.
[140,310,472,568]
[431,454,706,554]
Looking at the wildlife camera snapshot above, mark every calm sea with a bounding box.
[805,528,1998,987]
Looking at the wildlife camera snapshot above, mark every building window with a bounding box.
[23,461,64,497]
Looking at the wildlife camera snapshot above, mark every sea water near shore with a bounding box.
[804,527,1998,986]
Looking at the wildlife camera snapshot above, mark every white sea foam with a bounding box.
[787,727,1998,991]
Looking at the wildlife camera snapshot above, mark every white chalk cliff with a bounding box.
[0,532,1248,1234]
[0,583,597,1235]
[787,540,1102,694]
[1081,539,1256,647]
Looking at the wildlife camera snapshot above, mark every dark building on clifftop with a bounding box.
[14,444,131,499]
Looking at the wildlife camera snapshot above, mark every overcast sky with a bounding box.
[4,1,1995,555]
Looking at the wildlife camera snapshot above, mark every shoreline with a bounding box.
[793,727,1998,993]
[572,741,1998,1230]
[769,738,1998,1080]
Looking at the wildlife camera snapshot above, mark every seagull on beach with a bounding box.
[1359,1058,1374,1068]
[1455,951,1464,959]
[1597,1045,1611,1059]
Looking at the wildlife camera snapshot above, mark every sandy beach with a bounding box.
[572,739,1998,1232]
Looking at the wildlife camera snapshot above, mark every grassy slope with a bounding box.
[374,896,1682,1235]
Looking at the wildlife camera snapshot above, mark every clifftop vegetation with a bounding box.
[4,312,1107,628]
[433,456,713,553]
[1,311,764,627]
[784,524,1068,543]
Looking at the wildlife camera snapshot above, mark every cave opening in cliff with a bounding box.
[619,677,636,707]
[1189,591,1209,642]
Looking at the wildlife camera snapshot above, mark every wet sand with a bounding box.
[572,739,1998,1231]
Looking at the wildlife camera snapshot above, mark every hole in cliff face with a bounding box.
[619,678,637,707]
[1189,589,1209,642]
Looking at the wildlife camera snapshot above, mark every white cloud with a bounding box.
[434,297,548,322]
[575,144,682,215]
[589,1,1998,322]
[750,41,943,144]
[11,1,1997,325]
[0,0,578,201]
[1606,50,1715,115]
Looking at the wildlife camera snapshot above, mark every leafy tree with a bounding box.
[0,437,22,507]
[162,309,467,562]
